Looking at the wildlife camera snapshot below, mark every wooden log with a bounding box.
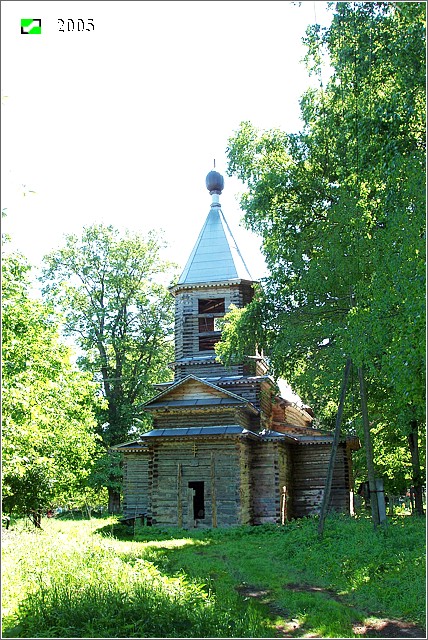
[177,463,182,527]
[211,452,217,528]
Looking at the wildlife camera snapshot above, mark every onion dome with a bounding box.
[206,170,224,195]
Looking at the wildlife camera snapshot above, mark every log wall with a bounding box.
[122,453,151,519]
[250,441,287,524]
[150,439,244,528]
[279,443,293,523]
[176,362,243,378]
[121,439,352,524]
[153,408,247,429]
[238,440,252,525]
[290,443,351,518]
[173,283,254,379]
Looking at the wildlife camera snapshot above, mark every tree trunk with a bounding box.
[30,509,42,528]
[407,420,424,516]
[108,487,121,514]
[358,365,380,528]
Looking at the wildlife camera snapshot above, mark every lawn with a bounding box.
[1,513,426,638]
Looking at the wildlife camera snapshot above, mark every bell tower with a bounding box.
[170,170,255,380]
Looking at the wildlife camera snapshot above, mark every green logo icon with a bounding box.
[21,19,42,34]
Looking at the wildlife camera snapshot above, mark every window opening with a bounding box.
[198,299,225,314]
[199,335,219,351]
[188,481,205,519]
[199,317,214,332]
[198,298,225,352]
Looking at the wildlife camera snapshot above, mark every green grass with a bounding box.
[1,513,426,638]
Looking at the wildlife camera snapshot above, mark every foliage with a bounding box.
[218,2,426,491]
[2,515,425,638]
[40,224,176,503]
[2,246,103,521]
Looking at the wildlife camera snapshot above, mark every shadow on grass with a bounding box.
[3,570,272,639]
[4,516,425,639]
[3,521,270,639]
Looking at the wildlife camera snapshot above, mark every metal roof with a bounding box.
[177,206,253,285]
[204,375,274,386]
[111,440,148,451]
[144,398,248,409]
[140,425,257,438]
[154,374,274,391]
[112,429,359,448]
[173,355,218,365]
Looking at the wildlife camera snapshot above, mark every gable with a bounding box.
[143,374,258,413]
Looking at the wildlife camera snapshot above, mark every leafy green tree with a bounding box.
[218,2,425,513]
[2,247,103,526]
[41,224,176,512]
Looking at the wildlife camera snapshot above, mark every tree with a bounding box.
[218,2,425,513]
[2,246,103,526]
[41,224,176,512]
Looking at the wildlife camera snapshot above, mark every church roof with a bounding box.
[139,425,259,439]
[177,171,253,286]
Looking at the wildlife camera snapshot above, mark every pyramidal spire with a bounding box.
[177,170,253,285]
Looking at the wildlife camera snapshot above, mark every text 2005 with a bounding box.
[58,19,94,32]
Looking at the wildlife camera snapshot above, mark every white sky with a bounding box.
[1,1,333,289]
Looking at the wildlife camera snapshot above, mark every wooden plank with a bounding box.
[187,487,195,529]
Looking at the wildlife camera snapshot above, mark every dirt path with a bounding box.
[236,582,426,639]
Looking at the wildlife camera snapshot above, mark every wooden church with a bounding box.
[115,170,359,528]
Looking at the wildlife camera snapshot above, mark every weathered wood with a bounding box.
[187,487,195,528]
[177,463,183,527]
[173,283,254,380]
[211,452,217,527]
[154,410,239,429]
[291,444,350,518]
[122,453,151,519]
[119,237,358,528]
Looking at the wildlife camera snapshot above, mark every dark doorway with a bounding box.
[188,481,205,519]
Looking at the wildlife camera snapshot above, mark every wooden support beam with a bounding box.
[211,452,217,528]
[318,358,352,538]
[177,463,182,528]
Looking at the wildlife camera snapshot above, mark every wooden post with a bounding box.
[358,365,380,528]
[375,477,387,525]
[211,452,217,528]
[318,358,352,538]
[281,486,288,525]
[349,490,355,516]
[187,487,195,529]
[177,463,182,528]
[407,420,424,516]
